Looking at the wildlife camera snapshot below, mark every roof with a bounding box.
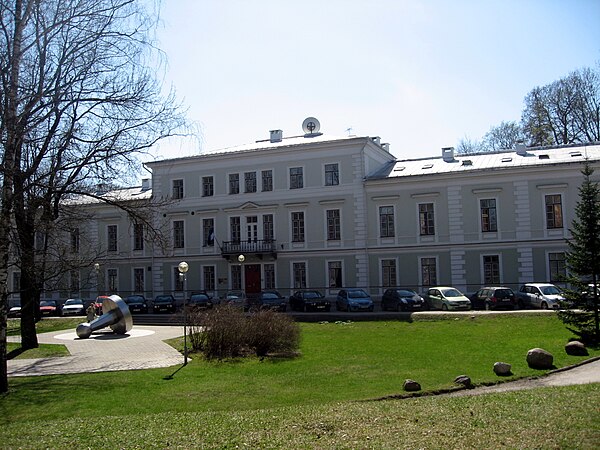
[368,143,600,180]
[64,185,152,205]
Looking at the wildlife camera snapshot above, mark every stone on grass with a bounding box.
[526,348,554,369]
[565,341,588,356]
[453,375,472,388]
[493,362,512,376]
[403,379,421,392]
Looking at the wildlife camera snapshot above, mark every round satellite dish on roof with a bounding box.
[302,117,320,134]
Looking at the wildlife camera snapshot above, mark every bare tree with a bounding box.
[455,135,484,154]
[482,120,525,151]
[0,0,189,393]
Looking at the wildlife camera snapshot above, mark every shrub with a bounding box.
[187,305,248,359]
[246,310,301,358]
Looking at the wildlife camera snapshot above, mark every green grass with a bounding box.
[7,317,82,336]
[1,314,599,448]
[7,342,69,359]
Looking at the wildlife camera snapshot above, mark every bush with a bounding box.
[246,310,301,358]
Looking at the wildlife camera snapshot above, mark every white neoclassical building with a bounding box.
[15,118,600,304]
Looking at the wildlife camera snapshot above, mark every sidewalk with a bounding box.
[7,325,185,377]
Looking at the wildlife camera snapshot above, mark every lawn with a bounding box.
[1,313,599,448]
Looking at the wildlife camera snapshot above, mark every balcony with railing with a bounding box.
[221,239,277,260]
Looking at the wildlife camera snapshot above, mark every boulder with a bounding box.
[565,341,588,356]
[526,348,554,369]
[453,375,472,388]
[493,362,512,376]
[403,379,421,392]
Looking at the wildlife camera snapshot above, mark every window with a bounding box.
[328,261,342,288]
[230,217,241,243]
[326,209,341,241]
[134,268,144,293]
[549,252,566,282]
[231,265,241,290]
[246,216,258,242]
[203,218,214,247]
[174,267,184,291]
[293,262,307,288]
[71,228,80,253]
[69,270,80,293]
[202,176,214,197]
[545,194,563,229]
[381,259,397,287]
[107,225,118,252]
[325,163,339,186]
[172,179,184,199]
[244,172,257,193]
[483,255,500,284]
[203,266,215,291]
[173,220,185,249]
[263,214,274,241]
[107,268,118,292]
[12,272,21,292]
[290,167,303,189]
[480,199,497,232]
[264,264,275,289]
[133,223,144,251]
[262,170,273,192]
[419,203,435,236]
[291,212,305,242]
[229,173,239,194]
[420,257,437,286]
[379,206,395,238]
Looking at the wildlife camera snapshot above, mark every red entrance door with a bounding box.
[244,264,261,296]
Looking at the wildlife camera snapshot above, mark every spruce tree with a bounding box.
[558,160,600,345]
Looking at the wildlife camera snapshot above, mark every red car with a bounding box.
[40,300,61,316]
[94,295,111,315]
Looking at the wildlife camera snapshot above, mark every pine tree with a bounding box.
[558,160,600,345]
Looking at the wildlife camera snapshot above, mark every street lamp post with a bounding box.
[178,261,189,365]
[237,254,245,291]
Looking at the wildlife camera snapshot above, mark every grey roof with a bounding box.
[368,143,600,180]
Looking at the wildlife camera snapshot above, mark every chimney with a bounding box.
[141,178,151,191]
[515,141,527,156]
[442,147,455,162]
[381,143,390,152]
[371,136,381,145]
[270,129,283,143]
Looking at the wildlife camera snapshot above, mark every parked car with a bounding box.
[94,295,111,315]
[124,295,148,314]
[423,287,471,311]
[516,283,565,309]
[336,288,374,312]
[289,290,331,312]
[221,290,246,309]
[61,298,85,316]
[153,294,176,313]
[187,292,213,310]
[8,302,21,318]
[470,287,516,310]
[40,300,61,316]
[381,288,425,311]
[246,290,287,312]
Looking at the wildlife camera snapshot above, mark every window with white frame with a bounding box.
[381,259,397,287]
[174,267,184,291]
[173,220,185,248]
[107,225,118,252]
[230,216,241,242]
[483,255,500,284]
[419,203,435,236]
[261,170,273,192]
[480,199,498,232]
[244,172,257,193]
[203,218,214,247]
[326,209,341,241]
[133,223,144,251]
[291,212,305,242]
[328,261,342,288]
[289,167,303,189]
[134,268,144,293]
[325,163,339,186]
[203,266,215,291]
[545,194,563,229]
[229,173,239,194]
[69,228,79,253]
[202,176,214,197]
[107,268,118,292]
[420,257,437,286]
[549,252,566,282]
[293,262,307,288]
[172,179,184,199]
[263,214,274,241]
[379,206,395,238]
[264,264,275,289]
[231,265,242,290]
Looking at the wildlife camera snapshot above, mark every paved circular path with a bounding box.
[7,325,185,377]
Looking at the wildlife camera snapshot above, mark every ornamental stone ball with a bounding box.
[76,295,132,339]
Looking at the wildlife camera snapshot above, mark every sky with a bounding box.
[148,0,600,163]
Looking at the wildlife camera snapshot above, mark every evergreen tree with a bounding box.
[558,160,600,345]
